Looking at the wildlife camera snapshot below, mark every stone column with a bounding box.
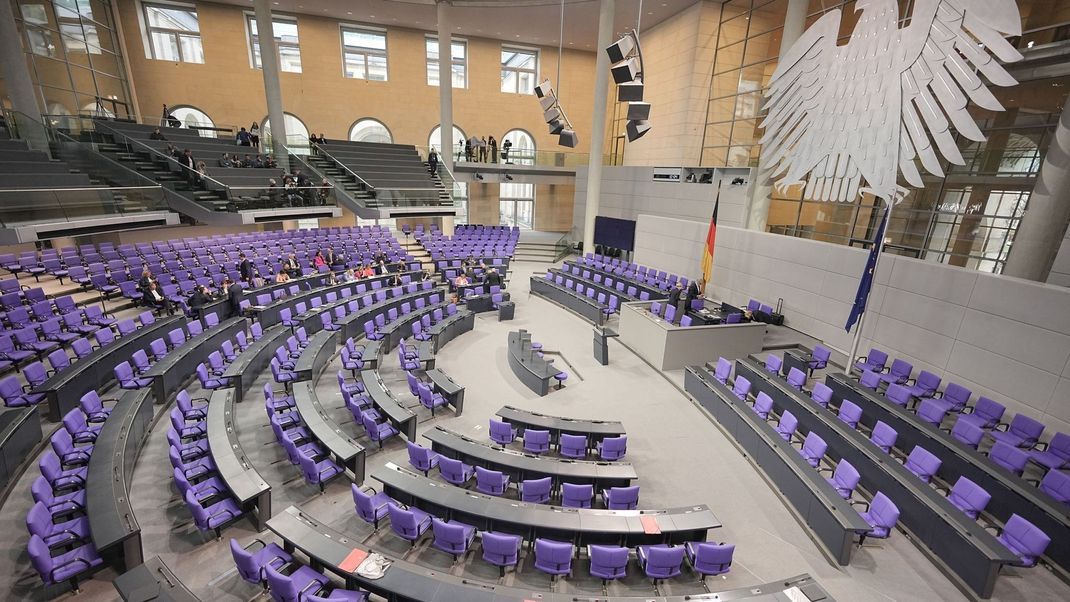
[581,0,615,250]
[254,0,288,167]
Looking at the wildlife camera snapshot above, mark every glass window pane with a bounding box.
[146,5,199,33]
[279,45,301,72]
[178,35,203,63]
[343,29,385,50]
[367,55,387,81]
[344,52,366,79]
[451,63,465,88]
[517,71,534,94]
[500,70,517,93]
[349,119,392,143]
[251,40,262,68]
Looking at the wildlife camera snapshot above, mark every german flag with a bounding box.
[700,199,719,284]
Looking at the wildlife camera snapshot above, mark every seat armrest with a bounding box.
[1034,441,1049,451]
[849,499,871,511]
[994,423,1009,432]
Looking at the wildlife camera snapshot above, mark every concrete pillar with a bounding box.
[745,0,808,232]
[1003,93,1070,281]
[436,1,455,235]
[254,0,288,167]
[0,0,45,155]
[582,0,615,251]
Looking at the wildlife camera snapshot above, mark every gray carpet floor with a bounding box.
[0,259,1067,601]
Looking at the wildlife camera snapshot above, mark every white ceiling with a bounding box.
[213,0,703,49]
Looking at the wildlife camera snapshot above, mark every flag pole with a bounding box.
[847,200,893,365]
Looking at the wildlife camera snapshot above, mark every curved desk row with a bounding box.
[565,259,668,300]
[252,271,421,329]
[207,388,271,530]
[337,285,444,343]
[496,405,624,447]
[507,330,560,396]
[113,555,198,602]
[294,329,338,383]
[735,359,1016,597]
[549,267,639,303]
[378,298,451,352]
[269,505,815,602]
[427,308,475,353]
[0,406,41,496]
[423,426,636,489]
[86,388,156,572]
[221,324,292,403]
[144,317,247,404]
[373,462,719,547]
[530,275,604,324]
[292,382,366,483]
[360,370,417,441]
[32,315,182,420]
[824,372,1070,581]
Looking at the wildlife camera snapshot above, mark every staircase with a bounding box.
[91,136,231,211]
[513,239,562,263]
[399,237,435,271]
[305,152,379,213]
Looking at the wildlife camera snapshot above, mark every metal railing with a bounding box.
[552,232,574,263]
[418,145,589,169]
[0,186,168,228]
[3,109,51,156]
[306,143,376,192]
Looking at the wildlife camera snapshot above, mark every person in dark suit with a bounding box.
[224,279,243,314]
[666,282,683,323]
[485,268,502,288]
[188,285,212,319]
[137,269,156,308]
[685,278,701,309]
[283,253,300,278]
[238,253,253,284]
[324,247,338,267]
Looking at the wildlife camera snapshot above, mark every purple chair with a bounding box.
[27,534,102,591]
[481,531,522,577]
[601,485,639,510]
[431,518,476,561]
[837,400,862,429]
[184,489,241,539]
[808,345,831,373]
[731,376,751,401]
[589,544,628,584]
[298,452,343,492]
[27,500,90,549]
[859,369,881,390]
[990,414,1044,449]
[946,477,991,520]
[406,441,440,476]
[360,413,398,448]
[713,357,731,384]
[997,514,1051,567]
[950,416,985,450]
[196,362,230,390]
[636,544,685,584]
[489,419,517,445]
[438,457,474,486]
[523,429,551,455]
[50,429,91,467]
[115,361,153,389]
[475,466,510,496]
[752,392,774,420]
[903,446,941,483]
[916,398,949,428]
[416,383,448,416]
[885,383,912,408]
[879,359,913,386]
[810,382,833,409]
[263,563,330,602]
[685,541,735,580]
[1030,432,1070,472]
[62,410,100,444]
[229,538,293,586]
[825,459,860,499]
[520,477,552,504]
[559,434,588,458]
[858,492,900,546]
[765,354,782,375]
[907,370,941,399]
[936,382,972,413]
[1038,469,1069,506]
[798,432,827,468]
[959,396,1005,430]
[562,482,593,508]
[786,367,807,390]
[387,502,432,547]
[79,391,112,424]
[352,484,392,530]
[775,411,798,441]
[855,349,888,373]
[870,421,898,453]
[987,441,1029,476]
[0,374,45,407]
[597,435,627,460]
[534,538,574,582]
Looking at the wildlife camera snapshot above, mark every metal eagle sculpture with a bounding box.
[759,0,1024,205]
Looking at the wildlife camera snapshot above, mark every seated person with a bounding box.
[219,153,233,167]
[146,282,174,315]
[242,154,254,168]
[264,155,278,169]
[253,154,265,168]
[274,270,290,284]
[150,127,167,140]
[454,274,470,288]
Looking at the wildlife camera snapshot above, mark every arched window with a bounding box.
[262,112,309,147]
[45,103,74,130]
[169,105,216,138]
[349,119,393,144]
[429,124,466,160]
[81,102,114,118]
[502,129,535,165]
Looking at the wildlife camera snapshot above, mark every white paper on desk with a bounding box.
[356,553,391,579]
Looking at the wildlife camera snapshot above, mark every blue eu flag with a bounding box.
[845,208,889,333]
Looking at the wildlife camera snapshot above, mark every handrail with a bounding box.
[95,120,231,191]
[0,186,161,193]
[302,144,376,192]
[49,127,167,193]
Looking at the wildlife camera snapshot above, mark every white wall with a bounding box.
[634,215,1070,437]
[1049,230,1070,287]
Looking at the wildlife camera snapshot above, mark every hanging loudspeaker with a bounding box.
[543,106,562,123]
[611,57,640,85]
[605,35,636,64]
[538,92,558,112]
[558,129,579,148]
[548,118,565,135]
[627,102,651,121]
[626,120,651,142]
[617,81,644,102]
[534,79,553,98]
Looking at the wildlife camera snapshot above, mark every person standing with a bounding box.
[428,147,438,175]
[479,136,488,162]
[685,278,702,309]
[489,136,498,163]
[250,122,261,149]
[502,138,513,163]
[666,282,683,324]
[236,127,252,146]
[179,149,197,186]
[238,252,254,284]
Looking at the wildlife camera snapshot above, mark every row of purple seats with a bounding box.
[561,264,644,300]
[488,418,626,461]
[229,536,368,599]
[265,383,345,492]
[547,273,623,316]
[581,253,685,292]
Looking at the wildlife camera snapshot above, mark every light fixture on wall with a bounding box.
[606,20,651,142]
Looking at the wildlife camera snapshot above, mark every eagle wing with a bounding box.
[896,0,1022,186]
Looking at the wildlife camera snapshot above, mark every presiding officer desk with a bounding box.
[32,315,181,420]
[507,330,560,396]
[268,505,819,602]
[735,359,1017,597]
[617,300,765,371]
[292,382,366,484]
[496,405,624,448]
[144,316,247,405]
[112,555,198,602]
[374,462,719,547]
[423,426,636,490]
[825,372,1070,581]
[360,370,417,441]
[221,323,292,403]
[684,366,871,568]
[0,406,41,496]
[86,388,156,573]
[530,274,605,324]
[207,388,271,530]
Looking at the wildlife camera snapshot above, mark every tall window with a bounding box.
[426,36,466,88]
[429,125,466,160]
[262,112,309,147]
[247,15,301,73]
[501,47,537,94]
[56,0,101,54]
[143,2,203,63]
[500,182,534,230]
[169,106,215,137]
[341,26,387,80]
[502,129,535,165]
[349,119,392,144]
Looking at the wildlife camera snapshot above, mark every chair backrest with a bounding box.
[786,367,806,389]
[714,357,731,383]
[871,421,897,452]
[812,345,831,366]
[753,392,774,417]
[765,354,782,374]
[731,376,751,399]
[811,382,833,408]
[838,400,862,427]
[859,370,881,390]
[645,545,685,577]
[989,441,1028,475]
[947,476,991,519]
[916,370,941,393]
[606,485,639,508]
[888,359,913,379]
[950,416,984,449]
[1008,414,1045,443]
[885,383,912,407]
[832,459,861,494]
[1039,469,1070,504]
[562,482,593,507]
[904,445,941,481]
[942,382,972,410]
[1001,514,1051,562]
[973,397,1006,425]
[864,349,888,370]
[869,492,900,528]
[916,399,948,426]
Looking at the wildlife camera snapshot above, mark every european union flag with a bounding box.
[845,208,889,333]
